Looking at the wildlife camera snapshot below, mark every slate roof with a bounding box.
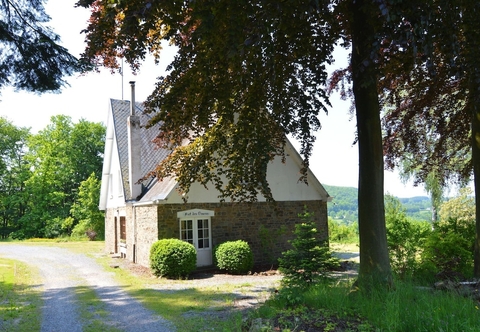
[110,99,176,202]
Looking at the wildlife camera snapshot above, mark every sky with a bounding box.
[0,0,434,198]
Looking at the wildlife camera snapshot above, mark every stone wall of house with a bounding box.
[104,208,116,254]
[103,206,132,261]
[155,200,328,267]
[124,205,133,260]
[132,205,160,267]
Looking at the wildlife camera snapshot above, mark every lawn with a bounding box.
[3,240,480,331]
[0,257,42,331]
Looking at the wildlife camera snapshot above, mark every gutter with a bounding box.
[132,198,166,207]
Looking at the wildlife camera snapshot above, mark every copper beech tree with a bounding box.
[379,0,480,277]
[76,0,453,288]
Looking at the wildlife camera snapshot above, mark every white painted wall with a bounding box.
[104,112,127,209]
[164,141,328,204]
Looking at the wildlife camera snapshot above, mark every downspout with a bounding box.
[133,205,137,263]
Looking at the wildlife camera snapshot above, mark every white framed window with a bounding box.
[180,219,194,245]
[179,218,211,250]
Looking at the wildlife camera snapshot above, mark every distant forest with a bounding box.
[324,185,432,224]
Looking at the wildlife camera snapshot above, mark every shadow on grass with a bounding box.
[43,284,178,332]
[126,286,252,331]
[22,282,256,332]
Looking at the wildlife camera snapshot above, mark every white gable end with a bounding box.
[163,139,329,204]
[99,102,126,210]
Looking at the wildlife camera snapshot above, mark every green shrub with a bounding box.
[328,218,358,243]
[279,210,339,291]
[412,189,476,281]
[419,218,474,280]
[215,240,254,274]
[150,239,197,278]
[385,195,431,279]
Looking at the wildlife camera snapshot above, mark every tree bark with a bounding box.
[472,101,480,278]
[350,0,393,287]
[463,0,480,278]
[468,50,480,279]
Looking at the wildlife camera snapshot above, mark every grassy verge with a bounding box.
[1,238,106,257]
[0,258,42,331]
[247,278,480,331]
[330,242,359,253]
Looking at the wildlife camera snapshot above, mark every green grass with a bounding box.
[10,240,480,331]
[2,238,105,252]
[330,242,359,253]
[73,286,122,332]
[249,278,480,331]
[0,258,42,331]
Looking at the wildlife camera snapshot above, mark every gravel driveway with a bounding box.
[0,244,175,332]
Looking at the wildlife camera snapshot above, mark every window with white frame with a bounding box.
[179,218,211,250]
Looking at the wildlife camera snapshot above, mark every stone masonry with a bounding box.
[105,200,328,268]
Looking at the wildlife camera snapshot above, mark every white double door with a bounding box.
[180,217,212,266]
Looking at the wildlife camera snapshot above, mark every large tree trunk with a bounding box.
[464,1,480,278]
[472,99,480,278]
[350,0,393,288]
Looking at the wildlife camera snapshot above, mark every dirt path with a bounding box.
[0,244,174,332]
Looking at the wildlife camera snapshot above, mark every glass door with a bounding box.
[180,217,212,266]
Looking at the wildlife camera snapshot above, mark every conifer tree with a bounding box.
[0,0,80,92]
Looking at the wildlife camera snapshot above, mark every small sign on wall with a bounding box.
[177,208,215,218]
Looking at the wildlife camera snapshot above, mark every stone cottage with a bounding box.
[99,82,331,268]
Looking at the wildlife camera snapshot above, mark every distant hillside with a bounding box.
[324,185,359,224]
[324,184,431,224]
[398,196,432,221]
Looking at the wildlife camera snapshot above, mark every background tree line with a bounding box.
[325,184,433,224]
[0,115,105,240]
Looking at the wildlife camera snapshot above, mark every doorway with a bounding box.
[178,209,214,266]
[179,218,212,266]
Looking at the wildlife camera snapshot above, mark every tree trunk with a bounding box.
[470,60,480,278]
[472,109,480,278]
[350,0,393,288]
[464,0,480,278]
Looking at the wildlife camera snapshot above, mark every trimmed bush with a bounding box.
[215,240,254,274]
[150,239,197,278]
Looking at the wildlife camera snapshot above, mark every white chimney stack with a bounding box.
[127,81,142,200]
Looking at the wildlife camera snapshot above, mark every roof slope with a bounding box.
[110,99,172,201]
